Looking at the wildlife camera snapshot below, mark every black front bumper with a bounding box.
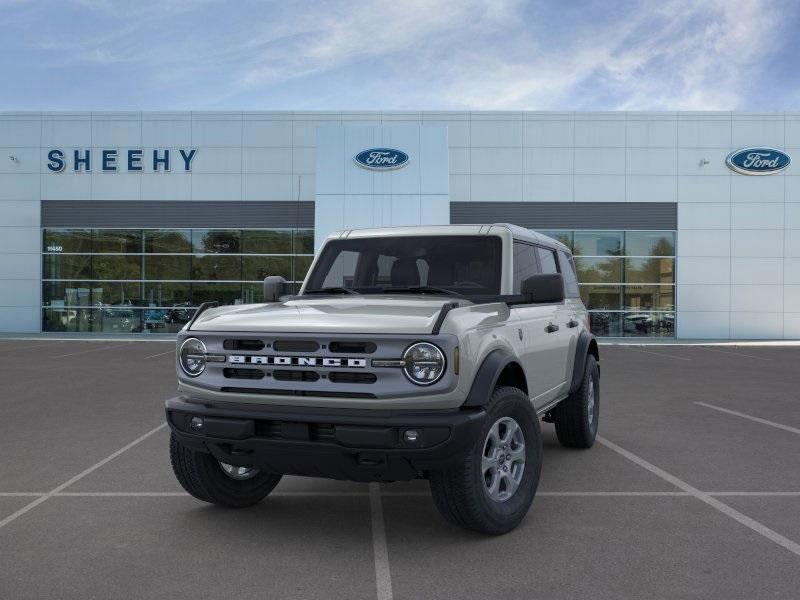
[166,397,486,482]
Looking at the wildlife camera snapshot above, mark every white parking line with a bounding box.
[696,402,800,436]
[696,347,771,361]
[622,346,691,361]
[0,423,166,531]
[3,490,800,498]
[369,483,394,600]
[597,436,800,558]
[144,349,176,359]
[50,343,132,358]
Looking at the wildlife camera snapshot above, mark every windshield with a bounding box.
[303,235,502,297]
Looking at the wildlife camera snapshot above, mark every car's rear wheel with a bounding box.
[429,386,542,534]
[551,354,599,448]
[170,433,282,507]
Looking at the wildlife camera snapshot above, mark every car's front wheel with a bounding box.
[429,386,542,534]
[170,433,282,507]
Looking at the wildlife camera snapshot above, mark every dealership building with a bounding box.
[0,110,798,339]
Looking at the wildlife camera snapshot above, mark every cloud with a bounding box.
[0,0,795,110]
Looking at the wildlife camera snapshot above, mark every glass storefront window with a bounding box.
[574,257,622,284]
[92,255,143,280]
[622,312,675,337]
[624,257,674,284]
[191,255,243,281]
[143,282,192,306]
[43,254,92,280]
[192,229,241,253]
[294,230,314,255]
[43,229,92,253]
[93,230,142,253]
[242,230,292,254]
[580,285,622,311]
[243,256,292,281]
[573,231,623,256]
[144,230,192,253]
[143,255,192,280]
[624,285,675,311]
[41,227,673,338]
[549,228,676,338]
[191,282,244,305]
[588,312,622,337]
[42,227,314,333]
[625,231,675,256]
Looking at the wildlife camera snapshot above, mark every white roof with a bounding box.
[331,223,570,253]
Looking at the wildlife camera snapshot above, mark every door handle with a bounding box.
[567,319,579,328]
[545,322,559,333]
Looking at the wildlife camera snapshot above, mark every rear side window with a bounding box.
[536,247,558,274]
[558,250,580,298]
[513,242,539,294]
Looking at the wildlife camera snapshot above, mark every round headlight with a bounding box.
[179,337,207,377]
[402,342,446,385]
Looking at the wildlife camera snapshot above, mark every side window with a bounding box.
[536,246,558,274]
[558,250,580,298]
[513,242,539,293]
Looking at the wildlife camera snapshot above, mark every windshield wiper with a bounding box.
[303,287,359,295]
[379,286,462,297]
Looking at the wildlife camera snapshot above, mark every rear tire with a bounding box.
[552,354,599,448]
[170,433,282,508]
[429,386,542,535]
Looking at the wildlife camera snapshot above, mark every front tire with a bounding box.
[552,354,599,448]
[429,386,542,535]
[170,433,282,508]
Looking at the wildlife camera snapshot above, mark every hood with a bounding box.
[189,296,464,334]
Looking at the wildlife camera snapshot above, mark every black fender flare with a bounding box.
[568,331,599,395]
[462,348,521,408]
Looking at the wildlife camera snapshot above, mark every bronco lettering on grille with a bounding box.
[228,355,367,368]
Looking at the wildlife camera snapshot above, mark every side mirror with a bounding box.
[521,273,565,304]
[263,276,287,302]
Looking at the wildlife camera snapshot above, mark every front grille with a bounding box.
[329,371,377,384]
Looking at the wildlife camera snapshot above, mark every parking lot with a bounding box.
[0,339,798,599]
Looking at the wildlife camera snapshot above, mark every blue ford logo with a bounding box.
[726,147,790,175]
[354,148,409,170]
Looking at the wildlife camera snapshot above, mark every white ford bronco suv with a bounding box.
[167,224,599,534]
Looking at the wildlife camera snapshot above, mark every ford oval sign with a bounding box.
[725,147,790,175]
[354,148,409,170]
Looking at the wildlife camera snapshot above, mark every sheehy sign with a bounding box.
[46,148,197,172]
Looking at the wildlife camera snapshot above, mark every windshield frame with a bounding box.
[301,234,504,299]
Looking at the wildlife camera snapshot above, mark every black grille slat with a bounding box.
[273,370,320,382]
[329,372,377,384]
[223,368,265,380]
[329,341,376,354]
[273,340,320,352]
[223,339,265,351]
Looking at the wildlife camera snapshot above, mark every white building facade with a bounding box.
[0,110,798,339]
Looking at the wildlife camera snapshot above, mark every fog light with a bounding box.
[403,429,420,443]
[190,416,204,431]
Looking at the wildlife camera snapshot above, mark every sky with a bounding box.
[1,0,798,111]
